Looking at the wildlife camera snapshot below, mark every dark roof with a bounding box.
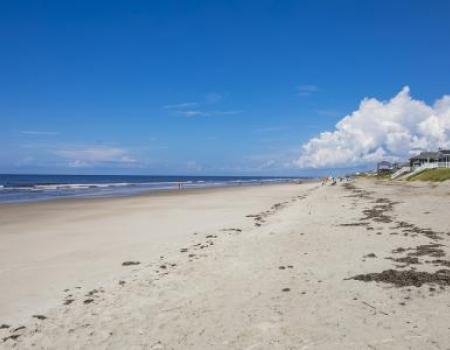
[377,161,392,165]
[439,149,450,155]
[377,161,393,170]
[393,162,409,167]
[409,151,439,161]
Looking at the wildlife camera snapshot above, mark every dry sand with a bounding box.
[0,179,449,349]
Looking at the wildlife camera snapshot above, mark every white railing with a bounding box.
[406,162,438,179]
[391,166,411,179]
[412,162,450,169]
[424,162,438,169]
[437,161,450,168]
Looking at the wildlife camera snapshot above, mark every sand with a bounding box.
[0,179,449,349]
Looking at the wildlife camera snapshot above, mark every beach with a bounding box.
[1,179,449,349]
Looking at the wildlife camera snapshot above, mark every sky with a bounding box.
[1,0,450,176]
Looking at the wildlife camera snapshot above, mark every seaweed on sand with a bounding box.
[348,269,450,287]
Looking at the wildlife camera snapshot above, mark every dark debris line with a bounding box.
[348,269,450,287]
[342,183,450,289]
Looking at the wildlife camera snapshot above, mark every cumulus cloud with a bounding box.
[56,146,136,167]
[295,87,450,168]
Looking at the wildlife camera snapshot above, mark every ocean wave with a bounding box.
[0,176,303,203]
[0,180,207,192]
[0,182,133,191]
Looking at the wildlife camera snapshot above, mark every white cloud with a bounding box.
[213,110,243,115]
[162,102,198,109]
[178,110,242,117]
[205,92,222,104]
[164,93,241,117]
[297,85,319,97]
[163,93,222,110]
[314,109,341,117]
[21,130,59,135]
[56,146,137,167]
[295,86,450,169]
[184,160,203,172]
[179,110,207,117]
[254,126,287,133]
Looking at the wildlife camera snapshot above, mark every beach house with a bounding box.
[376,161,393,174]
[438,149,450,167]
[409,151,439,168]
[409,149,450,169]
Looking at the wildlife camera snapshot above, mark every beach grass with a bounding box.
[376,173,391,180]
[407,168,450,182]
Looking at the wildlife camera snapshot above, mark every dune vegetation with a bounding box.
[407,168,450,182]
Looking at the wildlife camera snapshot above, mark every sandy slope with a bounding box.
[1,179,449,349]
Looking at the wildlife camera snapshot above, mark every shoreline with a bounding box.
[0,178,312,206]
[0,180,314,209]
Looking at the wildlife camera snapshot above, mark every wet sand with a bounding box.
[1,179,449,349]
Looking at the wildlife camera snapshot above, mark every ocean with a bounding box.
[0,174,303,203]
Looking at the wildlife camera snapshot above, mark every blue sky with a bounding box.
[1,0,450,175]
